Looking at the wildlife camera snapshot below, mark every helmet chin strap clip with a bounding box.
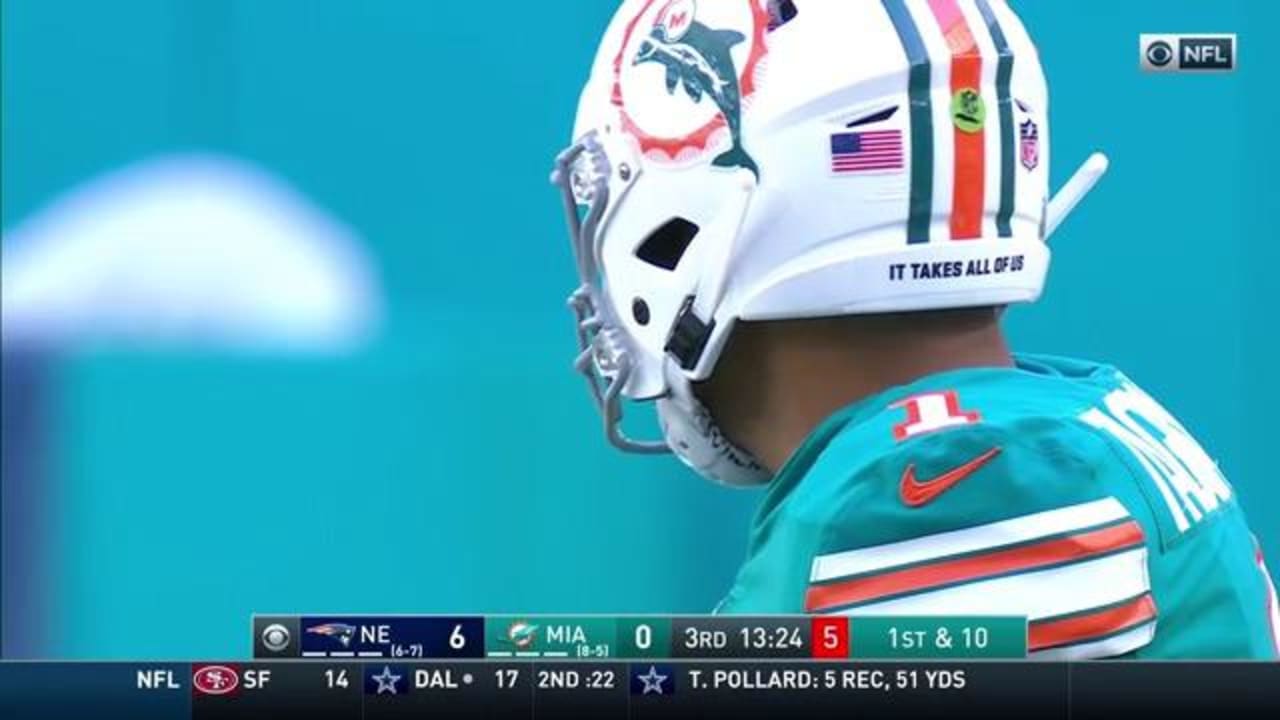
[663,171,757,375]
[664,295,716,371]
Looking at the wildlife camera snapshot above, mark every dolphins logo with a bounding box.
[505,620,539,650]
[632,2,760,177]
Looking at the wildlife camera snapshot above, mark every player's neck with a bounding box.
[697,311,1014,473]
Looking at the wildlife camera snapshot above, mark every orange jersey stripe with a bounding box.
[805,520,1146,613]
[927,0,985,240]
[1029,593,1158,652]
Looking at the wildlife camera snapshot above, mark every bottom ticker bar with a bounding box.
[1,661,1278,720]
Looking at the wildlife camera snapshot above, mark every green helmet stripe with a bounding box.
[976,0,1017,239]
[882,0,935,245]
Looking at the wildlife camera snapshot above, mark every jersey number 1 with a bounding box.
[892,391,981,441]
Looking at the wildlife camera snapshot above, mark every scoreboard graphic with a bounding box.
[253,614,1029,661]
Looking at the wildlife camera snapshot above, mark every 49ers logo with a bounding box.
[612,0,769,177]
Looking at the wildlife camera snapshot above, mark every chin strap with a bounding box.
[1047,152,1109,239]
[656,376,771,488]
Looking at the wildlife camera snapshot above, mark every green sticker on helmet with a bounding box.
[951,88,986,133]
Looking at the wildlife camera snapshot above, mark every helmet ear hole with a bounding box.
[635,218,699,271]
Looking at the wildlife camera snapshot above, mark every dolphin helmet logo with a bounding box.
[613,0,769,178]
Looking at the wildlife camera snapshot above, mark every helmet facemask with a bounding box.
[554,131,668,455]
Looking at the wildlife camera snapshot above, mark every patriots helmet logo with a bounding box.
[306,622,357,648]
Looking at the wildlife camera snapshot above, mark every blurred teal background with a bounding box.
[1,1,1276,659]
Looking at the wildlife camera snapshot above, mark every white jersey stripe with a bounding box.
[1029,622,1156,661]
[823,546,1149,620]
[810,497,1130,582]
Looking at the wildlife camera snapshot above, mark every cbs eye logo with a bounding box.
[1140,34,1236,73]
[1145,40,1174,67]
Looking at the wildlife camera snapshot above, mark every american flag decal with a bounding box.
[830,130,905,174]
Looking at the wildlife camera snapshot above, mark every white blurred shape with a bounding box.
[1,153,382,351]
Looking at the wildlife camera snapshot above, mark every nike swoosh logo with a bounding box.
[899,447,1002,507]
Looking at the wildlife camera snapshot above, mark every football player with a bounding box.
[552,0,1278,659]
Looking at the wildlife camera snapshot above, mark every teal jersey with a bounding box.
[718,355,1280,659]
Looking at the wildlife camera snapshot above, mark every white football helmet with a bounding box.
[553,0,1106,487]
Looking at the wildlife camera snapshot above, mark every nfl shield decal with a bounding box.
[1020,119,1040,171]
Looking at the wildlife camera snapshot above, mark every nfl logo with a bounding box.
[1020,119,1040,171]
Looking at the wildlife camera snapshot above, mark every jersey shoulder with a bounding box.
[788,364,1160,659]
